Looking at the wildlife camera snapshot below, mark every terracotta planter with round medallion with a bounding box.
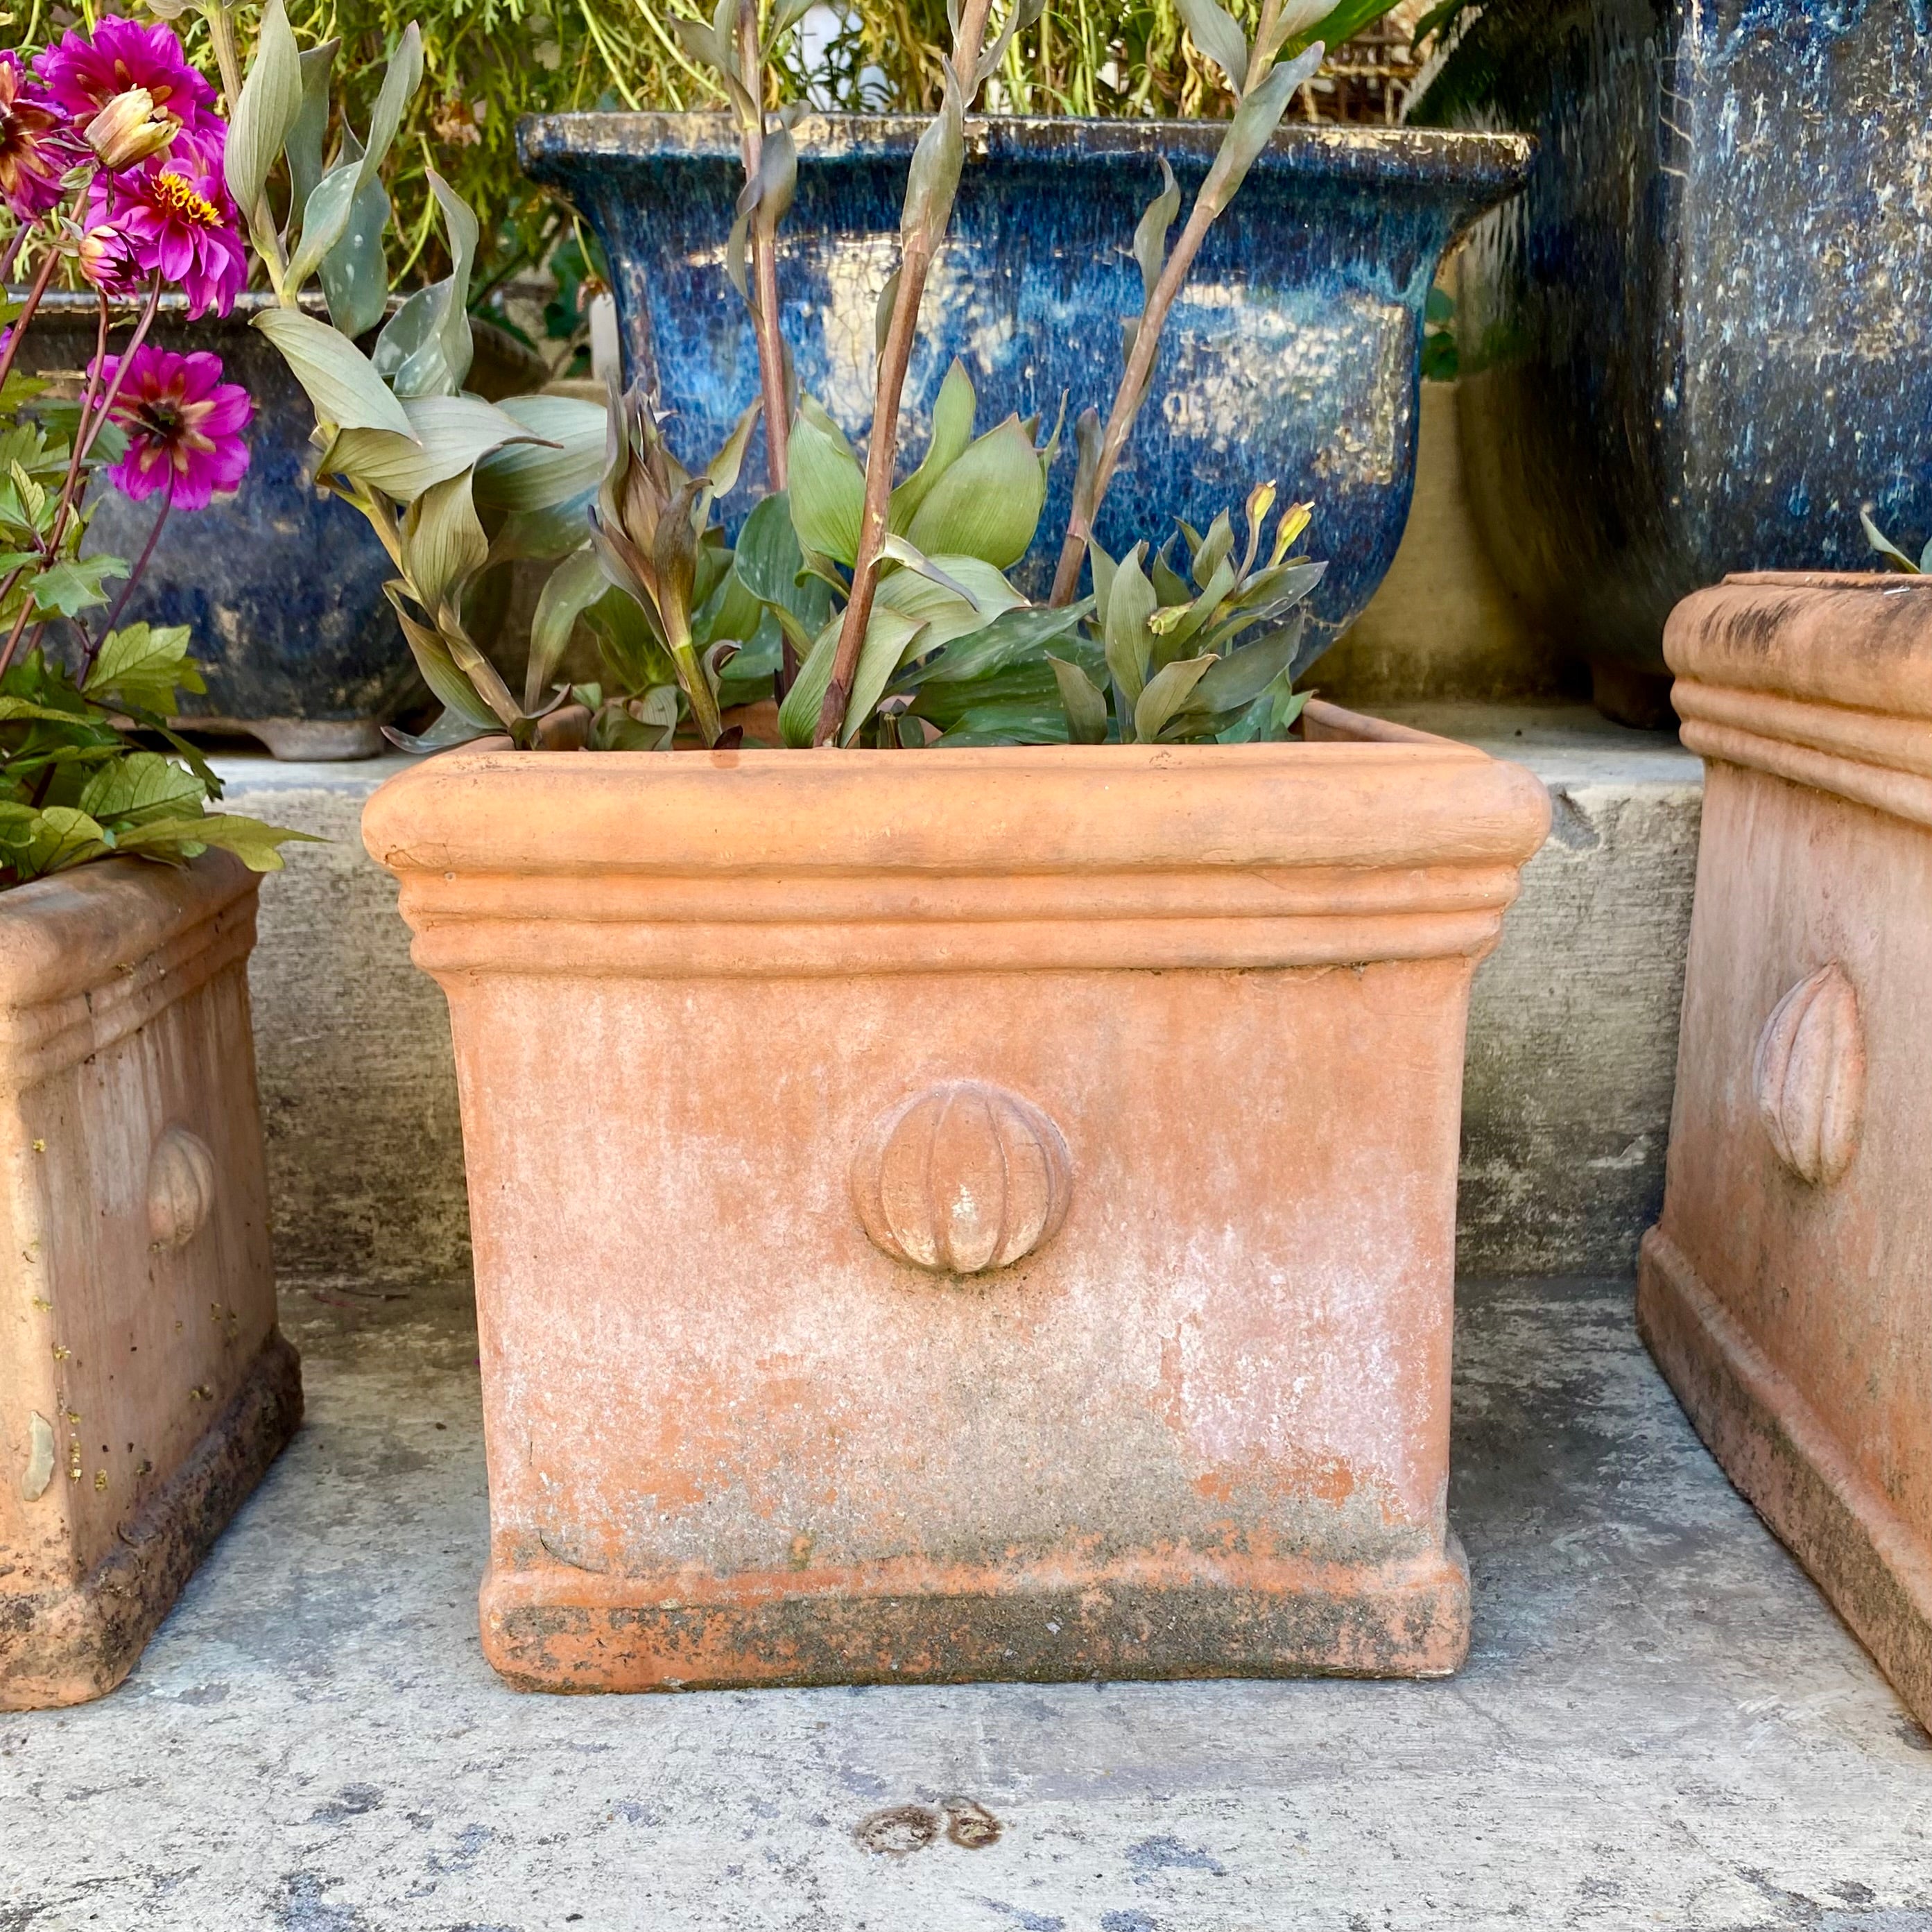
[1641,571,1932,1732]
[363,706,1549,1692]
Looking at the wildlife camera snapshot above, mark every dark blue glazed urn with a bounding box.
[519,113,1530,652]
[18,294,544,758]
[1415,0,1932,722]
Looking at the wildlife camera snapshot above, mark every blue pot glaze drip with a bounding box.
[1416,0,1932,680]
[519,113,1530,648]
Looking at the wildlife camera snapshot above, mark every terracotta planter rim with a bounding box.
[0,852,254,1012]
[363,725,1551,885]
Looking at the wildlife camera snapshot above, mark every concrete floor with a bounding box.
[3,1275,1929,1931]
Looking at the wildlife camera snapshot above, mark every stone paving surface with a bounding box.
[3,1275,1929,1931]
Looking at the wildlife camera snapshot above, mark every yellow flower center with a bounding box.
[151,170,220,227]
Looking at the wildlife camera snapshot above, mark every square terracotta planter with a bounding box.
[1641,572,1932,1732]
[363,704,1549,1692]
[0,855,301,1709]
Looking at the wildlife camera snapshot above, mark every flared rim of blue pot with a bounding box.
[519,110,1533,203]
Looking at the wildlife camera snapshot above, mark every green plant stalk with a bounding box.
[813,0,1000,747]
[1049,4,1294,607]
[738,0,790,494]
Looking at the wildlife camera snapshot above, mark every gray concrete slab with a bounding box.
[216,707,1704,1289]
[3,1275,1927,1931]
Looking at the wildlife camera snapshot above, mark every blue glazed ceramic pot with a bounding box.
[1415,0,1932,721]
[19,294,544,758]
[520,114,1530,652]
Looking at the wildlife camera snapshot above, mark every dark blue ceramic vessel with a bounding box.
[520,114,1530,648]
[1415,0,1932,718]
[19,294,411,758]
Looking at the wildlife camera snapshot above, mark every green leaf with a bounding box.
[1103,546,1157,723]
[386,588,500,730]
[10,806,111,877]
[889,359,976,532]
[1132,159,1181,305]
[358,22,424,193]
[1258,0,1336,60]
[327,395,549,503]
[225,0,302,216]
[1175,0,1251,95]
[319,124,392,340]
[255,309,414,435]
[371,171,478,399]
[1862,508,1922,574]
[840,607,929,746]
[1049,654,1109,743]
[875,552,1024,653]
[114,813,316,872]
[904,417,1046,569]
[526,546,607,711]
[77,751,207,827]
[286,160,363,293]
[285,37,340,214]
[83,623,199,714]
[892,598,1092,690]
[31,555,125,619]
[1134,653,1217,742]
[1192,622,1303,713]
[1201,44,1325,216]
[777,614,841,748]
[899,61,965,250]
[402,472,488,615]
[787,399,865,566]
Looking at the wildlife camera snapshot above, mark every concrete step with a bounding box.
[219,702,1702,1286]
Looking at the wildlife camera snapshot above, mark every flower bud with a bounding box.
[84,87,177,171]
[76,223,144,297]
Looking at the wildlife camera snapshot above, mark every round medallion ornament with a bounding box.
[147,1124,217,1250]
[851,1080,1073,1275]
[1753,963,1865,1187]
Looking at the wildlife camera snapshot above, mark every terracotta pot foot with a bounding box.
[476,1543,1472,1694]
[1639,1230,1932,1738]
[0,1331,302,1711]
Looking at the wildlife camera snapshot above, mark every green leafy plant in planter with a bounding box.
[0,31,305,885]
[231,0,1343,752]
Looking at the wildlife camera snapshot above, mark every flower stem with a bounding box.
[94,472,175,657]
[0,246,62,399]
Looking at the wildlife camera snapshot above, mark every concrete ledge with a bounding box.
[219,703,1702,1285]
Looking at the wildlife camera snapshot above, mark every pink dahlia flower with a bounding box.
[0,49,85,221]
[35,17,218,146]
[96,344,252,512]
[90,132,247,318]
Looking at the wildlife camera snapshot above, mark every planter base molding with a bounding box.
[1638,1231,1932,1732]
[481,1542,1471,1693]
[0,1332,301,1711]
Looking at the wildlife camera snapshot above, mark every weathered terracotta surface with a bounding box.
[1642,572,1932,1732]
[0,856,300,1709]
[364,707,1549,1691]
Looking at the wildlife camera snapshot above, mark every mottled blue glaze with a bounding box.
[1416,0,1932,686]
[20,294,413,754]
[520,113,1530,644]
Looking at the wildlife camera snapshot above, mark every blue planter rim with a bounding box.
[519,110,1533,203]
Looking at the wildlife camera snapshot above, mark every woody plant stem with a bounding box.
[813,0,998,746]
[736,2,790,495]
[1049,0,1288,606]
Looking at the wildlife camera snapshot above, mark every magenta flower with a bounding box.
[90,130,247,318]
[0,50,85,221]
[76,223,146,297]
[35,17,218,147]
[96,344,252,512]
